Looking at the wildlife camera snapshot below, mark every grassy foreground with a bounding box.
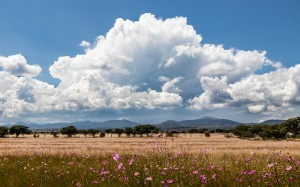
[0,136,300,186]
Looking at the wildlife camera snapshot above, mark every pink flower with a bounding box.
[166,179,173,184]
[161,171,166,175]
[248,170,255,175]
[240,170,247,175]
[129,158,135,166]
[193,170,198,175]
[112,153,120,162]
[134,172,139,176]
[117,163,123,170]
[102,160,108,165]
[212,173,217,179]
[268,163,274,168]
[146,177,152,181]
[286,166,292,171]
[199,174,207,184]
[92,180,99,185]
[236,178,242,183]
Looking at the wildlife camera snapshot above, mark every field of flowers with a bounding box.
[0,134,300,186]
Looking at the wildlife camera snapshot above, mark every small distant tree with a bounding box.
[124,127,133,137]
[88,129,100,138]
[188,129,198,137]
[9,125,31,137]
[100,132,105,138]
[204,131,211,137]
[50,131,60,138]
[105,129,113,137]
[79,130,89,137]
[60,126,78,137]
[134,125,158,137]
[114,128,124,137]
[0,126,9,138]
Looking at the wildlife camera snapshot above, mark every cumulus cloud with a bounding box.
[0,54,42,77]
[189,65,300,114]
[0,13,298,122]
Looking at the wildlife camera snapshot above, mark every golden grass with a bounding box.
[1,133,300,156]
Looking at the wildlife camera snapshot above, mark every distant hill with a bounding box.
[19,119,139,130]
[259,119,286,125]
[5,117,287,131]
[156,116,242,130]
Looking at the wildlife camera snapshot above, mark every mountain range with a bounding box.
[1,117,286,130]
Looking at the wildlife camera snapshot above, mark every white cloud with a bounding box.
[189,65,300,114]
[0,13,298,122]
[0,54,42,77]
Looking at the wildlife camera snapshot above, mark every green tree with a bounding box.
[134,125,158,137]
[284,117,300,135]
[88,129,100,138]
[124,127,133,137]
[60,126,78,137]
[0,126,9,138]
[105,129,113,137]
[50,131,60,138]
[114,128,124,137]
[9,125,31,137]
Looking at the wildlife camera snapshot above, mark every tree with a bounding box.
[284,117,300,135]
[124,127,133,137]
[79,130,89,137]
[114,128,124,137]
[0,126,9,138]
[105,129,113,137]
[134,125,158,137]
[9,125,31,137]
[88,129,100,138]
[50,131,60,138]
[99,132,105,138]
[60,126,78,137]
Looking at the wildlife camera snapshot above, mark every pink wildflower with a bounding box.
[248,170,255,175]
[166,179,174,184]
[286,166,292,171]
[199,174,207,184]
[112,153,120,162]
[134,172,139,176]
[212,173,217,179]
[236,178,242,183]
[193,170,198,175]
[117,163,123,170]
[268,163,274,168]
[146,177,152,181]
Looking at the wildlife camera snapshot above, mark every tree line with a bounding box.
[1,117,299,139]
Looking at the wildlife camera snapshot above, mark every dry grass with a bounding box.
[1,133,300,156]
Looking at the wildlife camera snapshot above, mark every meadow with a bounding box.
[0,134,300,186]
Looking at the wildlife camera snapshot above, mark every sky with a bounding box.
[0,0,300,124]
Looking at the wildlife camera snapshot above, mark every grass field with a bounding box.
[1,134,300,186]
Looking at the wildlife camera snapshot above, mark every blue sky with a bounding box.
[0,0,299,124]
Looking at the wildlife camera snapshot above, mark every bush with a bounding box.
[204,131,210,137]
[100,132,105,138]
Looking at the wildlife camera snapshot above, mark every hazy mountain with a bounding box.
[259,119,286,125]
[20,119,139,130]
[7,117,286,131]
[156,117,242,130]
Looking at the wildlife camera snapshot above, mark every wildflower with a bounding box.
[161,171,166,175]
[286,166,292,171]
[199,174,207,184]
[146,177,152,181]
[268,163,274,168]
[193,170,198,175]
[118,163,123,170]
[240,170,247,175]
[112,153,120,162]
[92,180,99,185]
[166,179,174,184]
[129,157,135,166]
[102,160,108,165]
[134,172,139,176]
[236,178,242,183]
[212,173,217,179]
[264,172,272,178]
[248,170,255,175]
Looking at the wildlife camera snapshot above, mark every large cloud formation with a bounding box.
[0,13,299,121]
